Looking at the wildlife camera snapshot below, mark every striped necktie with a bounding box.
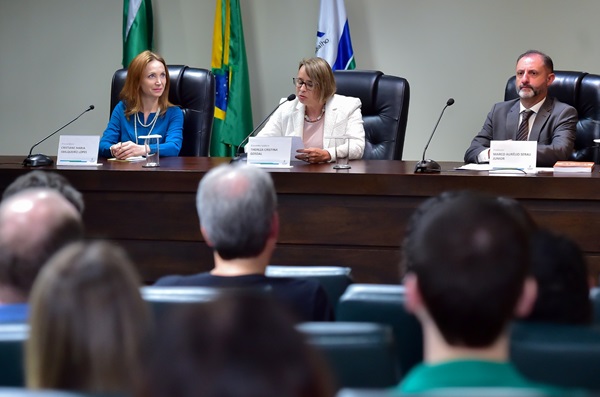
[517,109,534,141]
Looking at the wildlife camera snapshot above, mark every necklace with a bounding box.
[136,110,159,127]
[134,108,160,144]
[304,106,325,123]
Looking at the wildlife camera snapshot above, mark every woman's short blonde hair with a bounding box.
[299,57,336,103]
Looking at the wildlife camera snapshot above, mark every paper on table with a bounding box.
[456,164,552,174]
[455,164,492,171]
[108,156,146,162]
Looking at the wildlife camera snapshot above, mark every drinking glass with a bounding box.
[139,134,162,168]
[333,136,351,169]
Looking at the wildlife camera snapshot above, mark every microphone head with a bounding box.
[287,94,296,101]
[446,98,455,106]
[89,105,95,110]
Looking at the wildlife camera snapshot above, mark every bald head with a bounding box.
[0,188,83,299]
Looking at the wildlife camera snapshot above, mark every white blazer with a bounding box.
[256,94,365,160]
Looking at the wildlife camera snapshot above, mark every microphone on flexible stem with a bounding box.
[23,105,95,167]
[230,94,296,163]
[414,98,455,173]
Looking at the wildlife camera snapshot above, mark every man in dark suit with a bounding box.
[154,163,334,322]
[464,50,577,167]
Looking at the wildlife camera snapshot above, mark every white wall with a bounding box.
[1,0,599,161]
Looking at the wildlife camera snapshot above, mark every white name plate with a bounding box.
[490,140,537,171]
[57,135,101,166]
[247,137,294,168]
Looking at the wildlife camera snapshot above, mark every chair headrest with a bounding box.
[333,70,383,113]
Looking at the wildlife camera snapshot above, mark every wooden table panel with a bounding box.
[1,156,599,284]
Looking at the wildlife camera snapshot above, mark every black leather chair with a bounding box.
[333,71,410,160]
[510,321,600,389]
[140,286,220,321]
[110,65,215,156]
[0,323,28,387]
[504,71,600,162]
[337,387,559,397]
[265,265,353,310]
[591,287,600,324]
[297,322,400,389]
[336,284,422,379]
[0,389,103,397]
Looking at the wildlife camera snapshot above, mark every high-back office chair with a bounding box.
[510,321,600,389]
[265,265,353,310]
[504,71,600,162]
[591,287,600,324]
[297,322,401,389]
[336,284,422,378]
[333,70,410,160]
[0,323,29,387]
[110,65,215,156]
[140,286,220,321]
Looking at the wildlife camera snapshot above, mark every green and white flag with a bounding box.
[123,0,153,68]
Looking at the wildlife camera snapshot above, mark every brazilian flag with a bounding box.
[210,0,253,157]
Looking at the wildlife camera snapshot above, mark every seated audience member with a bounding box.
[496,196,537,235]
[524,228,593,325]
[142,292,334,397]
[26,241,151,394]
[155,164,334,322]
[394,191,561,393]
[464,50,577,167]
[2,170,84,214]
[99,50,183,159]
[0,189,83,322]
[256,57,365,163]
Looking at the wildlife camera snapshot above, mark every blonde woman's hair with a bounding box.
[298,57,336,103]
[26,241,151,394]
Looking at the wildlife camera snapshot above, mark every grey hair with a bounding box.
[196,164,277,260]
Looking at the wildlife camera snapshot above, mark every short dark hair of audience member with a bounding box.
[2,170,84,214]
[402,191,534,347]
[121,50,173,119]
[143,292,334,397]
[26,241,151,394]
[0,189,83,301]
[197,163,277,260]
[525,228,592,325]
[495,196,538,235]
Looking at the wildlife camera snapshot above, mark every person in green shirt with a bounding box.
[393,191,560,394]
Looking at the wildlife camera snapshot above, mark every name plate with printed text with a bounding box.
[57,135,101,166]
[490,140,537,171]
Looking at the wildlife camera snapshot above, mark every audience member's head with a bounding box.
[402,191,536,348]
[197,164,278,260]
[0,189,83,302]
[26,241,151,394]
[3,171,84,214]
[143,292,333,397]
[495,196,538,235]
[525,228,592,325]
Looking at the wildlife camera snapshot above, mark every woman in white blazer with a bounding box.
[256,57,365,163]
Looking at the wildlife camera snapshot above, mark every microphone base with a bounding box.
[229,153,248,164]
[414,159,441,173]
[23,154,54,167]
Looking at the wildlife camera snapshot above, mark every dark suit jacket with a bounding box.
[464,97,578,167]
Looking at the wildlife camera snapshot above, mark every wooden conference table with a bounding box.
[0,156,599,284]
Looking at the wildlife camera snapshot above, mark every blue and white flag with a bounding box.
[315,0,356,70]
